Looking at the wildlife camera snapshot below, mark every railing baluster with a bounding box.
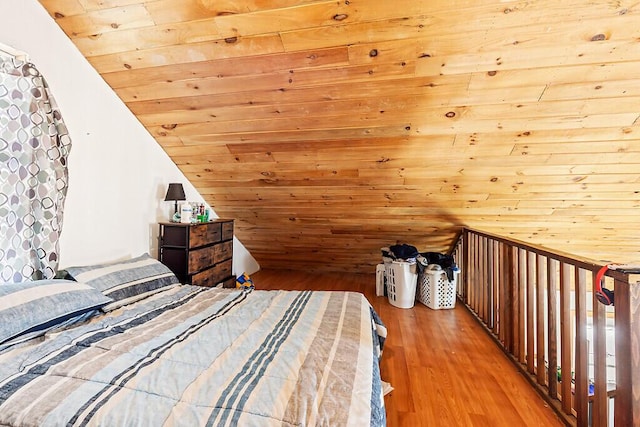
[559,262,573,416]
[467,233,478,309]
[614,274,640,426]
[466,231,473,307]
[488,236,493,329]
[537,254,547,386]
[547,258,558,399]
[479,238,496,332]
[504,243,514,352]
[468,233,474,312]
[480,234,485,318]
[575,267,589,426]
[494,239,501,331]
[492,239,499,337]
[472,233,478,314]
[592,270,608,426]
[488,236,492,324]
[509,245,518,356]
[496,242,503,346]
[527,250,536,375]
[517,248,527,364]
[460,233,467,300]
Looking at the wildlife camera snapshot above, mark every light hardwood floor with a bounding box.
[252,268,565,427]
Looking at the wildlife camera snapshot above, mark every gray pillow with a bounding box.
[64,253,180,307]
[0,279,112,344]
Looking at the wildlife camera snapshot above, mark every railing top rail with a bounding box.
[458,227,633,282]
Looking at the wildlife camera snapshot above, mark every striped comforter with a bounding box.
[0,286,387,426]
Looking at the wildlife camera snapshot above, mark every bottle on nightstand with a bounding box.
[180,202,192,224]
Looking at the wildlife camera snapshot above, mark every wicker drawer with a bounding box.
[188,224,208,248]
[206,222,222,244]
[191,259,233,287]
[214,240,233,263]
[213,259,232,280]
[191,268,217,287]
[221,221,234,241]
[188,246,215,274]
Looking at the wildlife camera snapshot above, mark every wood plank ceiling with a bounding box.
[39,0,640,273]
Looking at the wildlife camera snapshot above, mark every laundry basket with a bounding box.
[384,261,418,309]
[417,269,458,310]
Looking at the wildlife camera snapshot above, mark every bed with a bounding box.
[0,254,387,426]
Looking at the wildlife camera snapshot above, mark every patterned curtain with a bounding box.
[0,56,71,283]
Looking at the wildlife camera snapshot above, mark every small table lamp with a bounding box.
[164,183,186,215]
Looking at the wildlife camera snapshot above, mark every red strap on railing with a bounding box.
[594,265,613,306]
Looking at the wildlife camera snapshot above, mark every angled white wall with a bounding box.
[0,0,259,275]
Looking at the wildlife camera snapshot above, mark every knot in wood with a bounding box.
[369,49,378,57]
[333,14,348,21]
[445,111,456,118]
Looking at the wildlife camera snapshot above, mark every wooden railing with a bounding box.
[450,228,640,427]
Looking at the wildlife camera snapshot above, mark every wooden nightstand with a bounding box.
[158,220,235,288]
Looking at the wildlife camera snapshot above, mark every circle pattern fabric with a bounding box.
[0,56,71,283]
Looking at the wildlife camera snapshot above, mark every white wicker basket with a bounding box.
[417,269,458,310]
[384,261,417,309]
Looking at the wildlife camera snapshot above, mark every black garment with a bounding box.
[389,244,419,260]
[419,252,457,281]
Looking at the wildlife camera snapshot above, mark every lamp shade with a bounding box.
[164,183,186,202]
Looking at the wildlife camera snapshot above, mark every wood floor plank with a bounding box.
[251,268,565,427]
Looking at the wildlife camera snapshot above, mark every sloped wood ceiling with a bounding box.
[39,0,640,273]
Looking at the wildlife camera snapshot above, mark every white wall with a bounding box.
[0,0,259,275]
